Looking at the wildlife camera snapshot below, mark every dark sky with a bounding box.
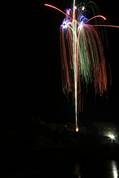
[32,0,119,124]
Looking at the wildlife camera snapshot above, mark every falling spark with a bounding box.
[76,126,79,132]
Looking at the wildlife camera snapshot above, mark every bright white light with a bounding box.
[112,161,118,178]
[61,23,68,29]
[81,6,85,11]
[107,132,116,141]
[61,20,71,29]
[76,127,79,132]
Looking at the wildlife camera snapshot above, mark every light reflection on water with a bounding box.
[32,156,119,178]
[112,161,118,178]
[72,160,119,178]
[32,149,119,178]
[73,162,81,178]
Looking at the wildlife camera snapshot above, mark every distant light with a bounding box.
[105,131,116,141]
[74,6,77,10]
[108,133,115,140]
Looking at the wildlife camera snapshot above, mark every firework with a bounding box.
[44,1,119,132]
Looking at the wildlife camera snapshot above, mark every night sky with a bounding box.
[32,0,119,124]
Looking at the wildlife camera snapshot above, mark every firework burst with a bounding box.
[44,1,119,132]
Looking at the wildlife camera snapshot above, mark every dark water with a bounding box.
[31,119,119,178]
[7,118,119,177]
[7,130,119,177]
[32,150,118,178]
